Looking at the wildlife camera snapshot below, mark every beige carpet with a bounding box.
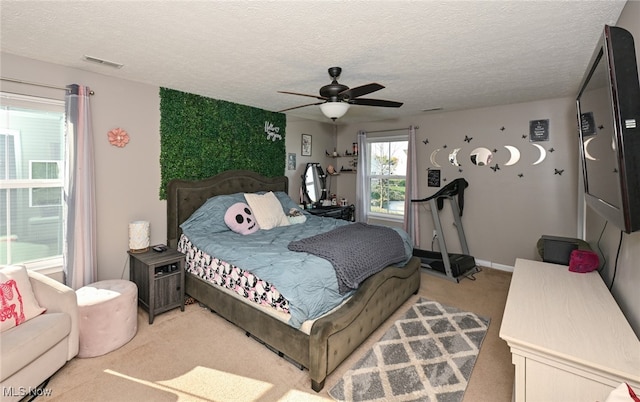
[40,267,513,402]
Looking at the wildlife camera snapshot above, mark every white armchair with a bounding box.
[1,269,79,402]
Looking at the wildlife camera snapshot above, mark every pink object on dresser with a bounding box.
[568,249,600,273]
[76,280,138,358]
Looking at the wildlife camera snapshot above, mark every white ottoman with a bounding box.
[76,279,138,358]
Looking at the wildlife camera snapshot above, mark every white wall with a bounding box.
[0,54,584,275]
[284,118,334,201]
[1,53,163,281]
[336,97,579,268]
[0,54,338,282]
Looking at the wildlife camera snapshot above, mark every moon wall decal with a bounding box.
[470,147,493,166]
[430,149,442,167]
[532,143,547,165]
[449,148,462,166]
[583,137,598,161]
[504,145,521,166]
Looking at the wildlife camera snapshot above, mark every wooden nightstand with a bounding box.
[128,248,185,324]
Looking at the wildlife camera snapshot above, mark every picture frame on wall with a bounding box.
[529,119,550,142]
[287,153,296,170]
[427,169,441,187]
[301,134,312,156]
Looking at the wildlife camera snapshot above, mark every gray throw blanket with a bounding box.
[288,223,406,294]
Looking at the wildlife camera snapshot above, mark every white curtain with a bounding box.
[403,126,420,247]
[355,130,368,223]
[64,84,97,289]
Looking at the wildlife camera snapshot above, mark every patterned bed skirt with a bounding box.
[178,234,290,314]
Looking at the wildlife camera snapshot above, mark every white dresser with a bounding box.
[500,258,640,402]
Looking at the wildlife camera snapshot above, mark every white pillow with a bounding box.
[244,191,290,230]
[0,265,46,332]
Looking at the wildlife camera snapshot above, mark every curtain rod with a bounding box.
[365,125,418,134]
[0,77,95,95]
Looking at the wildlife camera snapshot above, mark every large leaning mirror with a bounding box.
[302,162,327,206]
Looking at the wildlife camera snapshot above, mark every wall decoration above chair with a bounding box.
[107,128,129,148]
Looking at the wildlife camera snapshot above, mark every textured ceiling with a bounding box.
[0,1,628,123]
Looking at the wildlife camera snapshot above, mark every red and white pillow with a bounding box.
[0,265,46,332]
[606,383,640,402]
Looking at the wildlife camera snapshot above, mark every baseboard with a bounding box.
[476,259,514,273]
[491,262,514,272]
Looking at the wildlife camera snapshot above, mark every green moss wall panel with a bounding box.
[159,87,286,199]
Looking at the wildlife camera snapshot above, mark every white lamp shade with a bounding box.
[320,102,350,119]
[129,221,150,252]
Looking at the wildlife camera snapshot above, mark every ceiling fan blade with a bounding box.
[349,98,403,108]
[278,102,325,113]
[339,83,384,100]
[278,91,326,101]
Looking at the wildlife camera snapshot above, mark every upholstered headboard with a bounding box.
[166,170,289,248]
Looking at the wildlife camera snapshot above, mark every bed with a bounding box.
[166,169,421,391]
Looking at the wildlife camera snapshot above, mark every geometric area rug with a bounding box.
[328,298,490,402]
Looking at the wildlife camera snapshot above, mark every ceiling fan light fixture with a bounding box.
[320,102,350,120]
[278,66,401,119]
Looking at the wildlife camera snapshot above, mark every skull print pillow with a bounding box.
[224,202,260,235]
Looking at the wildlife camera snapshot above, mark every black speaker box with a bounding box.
[541,235,579,265]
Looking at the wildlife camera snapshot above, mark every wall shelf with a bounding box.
[327,154,357,158]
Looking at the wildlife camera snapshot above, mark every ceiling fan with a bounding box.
[278,67,403,120]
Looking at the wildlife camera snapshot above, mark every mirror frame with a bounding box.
[301,162,327,206]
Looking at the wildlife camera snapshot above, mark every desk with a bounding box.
[499,258,640,401]
[307,205,354,221]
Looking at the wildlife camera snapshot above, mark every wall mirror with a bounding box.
[470,147,493,166]
[302,162,327,205]
[448,148,462,166]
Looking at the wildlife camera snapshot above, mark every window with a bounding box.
[30,161,63,207]
[366,137,408,219]
[0,93,65,267]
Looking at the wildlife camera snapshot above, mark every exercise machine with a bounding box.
[411,178,479,282]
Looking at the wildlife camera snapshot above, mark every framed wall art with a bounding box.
[301,134,312,156]
[427,169,441,187]
[529,119,549,142]
[287,153,296,170]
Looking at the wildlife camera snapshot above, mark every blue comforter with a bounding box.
[182,213,413,328]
